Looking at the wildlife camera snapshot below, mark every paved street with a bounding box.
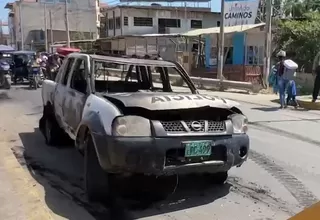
[0,85,320,220]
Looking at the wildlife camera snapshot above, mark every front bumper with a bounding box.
[93,134,249,176]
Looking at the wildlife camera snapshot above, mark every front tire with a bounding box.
[84,133,110,202]
[44,115,61,146]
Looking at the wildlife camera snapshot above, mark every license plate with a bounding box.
[183,141,212,157]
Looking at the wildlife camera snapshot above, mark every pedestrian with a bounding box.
[274,50,288,109]
[312,51,320,102]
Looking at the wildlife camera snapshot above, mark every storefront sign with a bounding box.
[224,0,260,26]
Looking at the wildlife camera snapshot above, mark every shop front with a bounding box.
[184,23,265,84]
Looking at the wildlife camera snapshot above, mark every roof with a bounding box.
[183,23,265,37]
[89,54,176,67]
[105,5,215,13]
[4,2,13,9]
[97,33,182,41]
[11,50,36,54]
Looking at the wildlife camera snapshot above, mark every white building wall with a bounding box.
[104,7,221,37]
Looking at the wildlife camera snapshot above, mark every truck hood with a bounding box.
[101,92,240,110]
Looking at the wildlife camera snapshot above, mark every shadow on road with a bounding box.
[251,107,280,112]
[15,128,231,220]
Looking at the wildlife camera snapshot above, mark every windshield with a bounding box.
[93,60,193,94]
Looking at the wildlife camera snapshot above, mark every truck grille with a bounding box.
[160,120,226,133]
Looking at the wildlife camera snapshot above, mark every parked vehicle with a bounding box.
[11,51,36,84]
[39,53,249,201]
[0,60,11,89]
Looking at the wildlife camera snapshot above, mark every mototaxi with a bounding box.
[11,51,36,84]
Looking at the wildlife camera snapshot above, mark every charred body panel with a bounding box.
[101,92,240,111]
[79,94,249,175]
[93,134,249,175]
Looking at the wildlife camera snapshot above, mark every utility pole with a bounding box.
[217,0,225,89]
[18,1,24,50]
[65,0,70,47]
[264,0,272,89]
[44,3,48,52]
[49,10,53,53]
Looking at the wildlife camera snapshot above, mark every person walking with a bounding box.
[274,50,288,108]
[312,51,320,102]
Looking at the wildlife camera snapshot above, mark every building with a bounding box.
[100,5,221,38]
[5,0,99,50]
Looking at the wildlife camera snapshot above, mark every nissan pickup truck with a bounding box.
[39,53,250,201]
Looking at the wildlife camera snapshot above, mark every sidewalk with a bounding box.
[199,89,280,107]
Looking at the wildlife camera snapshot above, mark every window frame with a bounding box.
[115,17,121,29]
[69,58,87,93]
[133,17,153,27]
[61,57,75,86]
[190,20,202,29]
[123,16,128,26]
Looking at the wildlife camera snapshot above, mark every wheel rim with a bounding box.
[45,119,52,142]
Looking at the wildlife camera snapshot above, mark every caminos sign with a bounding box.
[224,0,260,26]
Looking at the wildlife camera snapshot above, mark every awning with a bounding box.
[183,23,266,37]
[56,47,81,56]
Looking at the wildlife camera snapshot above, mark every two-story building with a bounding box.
[5,0,99,50]
[100,5,220,37]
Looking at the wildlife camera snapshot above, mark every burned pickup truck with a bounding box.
[40,53,249,201]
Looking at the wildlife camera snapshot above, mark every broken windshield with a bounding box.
[92,60,193,94]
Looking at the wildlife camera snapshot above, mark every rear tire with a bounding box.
[84,133,110,202]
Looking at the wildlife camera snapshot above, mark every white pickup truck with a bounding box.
[39,53,249,201]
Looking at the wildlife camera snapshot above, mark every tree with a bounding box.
[273,12,320,72]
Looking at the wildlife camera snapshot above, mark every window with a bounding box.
[123,16,128,26]
[158,18,181,28]
[92,60,192,94]
[245,46,264,65]
[191,20,202,29]
[108,19,114,29]
[70,59,87,93]
[58,0,71,3]
[150,66,190,93]
[115,17,121,29]
[133,17,153,27]
[62,58,75,85]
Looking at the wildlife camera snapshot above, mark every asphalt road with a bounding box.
[0,85,320,220]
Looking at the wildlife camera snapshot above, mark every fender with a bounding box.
[76,111,114,170]
[75,94,122,169]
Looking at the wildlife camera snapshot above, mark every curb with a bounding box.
[297,99,320,110]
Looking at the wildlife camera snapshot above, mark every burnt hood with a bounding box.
[101,92,239,111]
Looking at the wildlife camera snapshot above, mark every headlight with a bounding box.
[228,114,248,134]
[112,116,151,136]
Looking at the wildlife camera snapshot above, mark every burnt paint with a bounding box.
[151,94,226,103]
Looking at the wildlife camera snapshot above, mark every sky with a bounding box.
[0,0,221,34]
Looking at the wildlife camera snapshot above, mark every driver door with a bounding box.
[53,57,75,130]
[63,55,90,138]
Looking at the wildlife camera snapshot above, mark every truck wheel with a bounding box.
[84,133,110,202]
[205,171,228,185]
[44,116,61,146]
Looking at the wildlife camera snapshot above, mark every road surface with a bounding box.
[0,85,320,220]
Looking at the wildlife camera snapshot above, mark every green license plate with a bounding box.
[183,141,212,157]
